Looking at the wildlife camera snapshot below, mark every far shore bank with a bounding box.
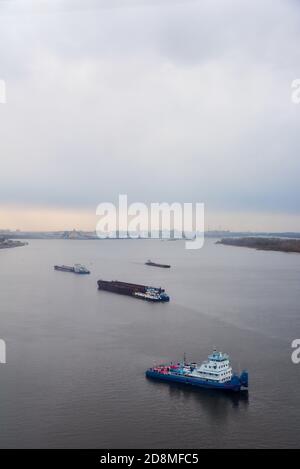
[0,239,28,250]
[217,237,300,253]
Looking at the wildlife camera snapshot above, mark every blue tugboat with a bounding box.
[146,350,248,392]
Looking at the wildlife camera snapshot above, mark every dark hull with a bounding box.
[146,370,245,392]
[98,283,135,297]
[145,262,171,268]
[54,266,90,274]
[54,265,75,273]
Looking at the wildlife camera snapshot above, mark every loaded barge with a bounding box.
[54,264,90,274]
[145,259,171,268]
[97,280,170,302]
[146,350,248,392]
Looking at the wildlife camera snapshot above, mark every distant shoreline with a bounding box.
[0,239,28,250]
[2,230,300,241]
[217,237,300,253]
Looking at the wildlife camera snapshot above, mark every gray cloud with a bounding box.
[0,0,300,218]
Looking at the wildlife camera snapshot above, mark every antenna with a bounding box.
[183,352,186,364]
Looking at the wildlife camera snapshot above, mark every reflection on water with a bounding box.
[147,379,249,416]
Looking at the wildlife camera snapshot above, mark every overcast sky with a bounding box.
[0,0,300,231]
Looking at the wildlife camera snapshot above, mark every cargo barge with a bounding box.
[146,350,248,392]
[145,259,171,268]
[54,264,90,274]
[97,280,170,302]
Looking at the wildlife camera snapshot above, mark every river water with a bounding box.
[0,239,299,448]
